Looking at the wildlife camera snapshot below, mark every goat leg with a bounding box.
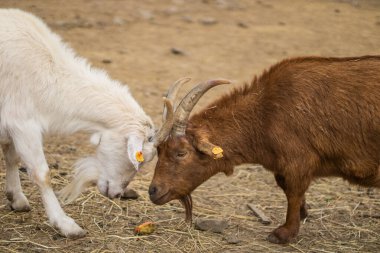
[268,194,304,244]
[11,127,86,238]
[2,143,31,212]
[274,174,308,220]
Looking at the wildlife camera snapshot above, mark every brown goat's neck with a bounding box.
[189,81,269,176]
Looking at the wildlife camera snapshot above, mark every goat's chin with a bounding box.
[150,190,174,205]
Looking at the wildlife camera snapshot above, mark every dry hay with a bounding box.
[0,0,379,252]
[0,135,379,253]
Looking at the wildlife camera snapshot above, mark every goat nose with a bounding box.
[148,185,158,196]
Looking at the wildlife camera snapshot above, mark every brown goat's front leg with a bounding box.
[274,174,308,220]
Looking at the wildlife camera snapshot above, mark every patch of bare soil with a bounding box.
[0,0,379,252]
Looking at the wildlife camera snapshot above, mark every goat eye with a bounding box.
[177,151,187,158]
[148,136,153,142]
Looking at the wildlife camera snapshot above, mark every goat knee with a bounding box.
[29,168,51,189]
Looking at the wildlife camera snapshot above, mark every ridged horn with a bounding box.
[162,77,191,122]
[154,77,191,147]
[171,79,231,136]
[154,98,174,147]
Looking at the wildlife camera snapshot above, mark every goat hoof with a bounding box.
[267,233,287,244]
[66,229,87,239]
[54,216,87,239]
[267,227,296,244]
[11,203,31,212]
[8,194,31,212]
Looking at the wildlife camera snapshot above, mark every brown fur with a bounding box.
[150,56,380,244]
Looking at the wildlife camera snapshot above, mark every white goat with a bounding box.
[0,9,156,238]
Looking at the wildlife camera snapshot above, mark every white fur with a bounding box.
[0,9,156,237]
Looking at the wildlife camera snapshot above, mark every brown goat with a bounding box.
[149,56,380,244]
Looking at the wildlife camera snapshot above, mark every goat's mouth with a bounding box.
[150,190,172,205]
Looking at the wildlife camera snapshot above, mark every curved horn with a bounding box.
[172,79,231,136]
[162,77,191,122]
[154,98,174,147]
[154,77,191,147]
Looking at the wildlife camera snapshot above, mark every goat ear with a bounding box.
[127,135,144,171]
[90,133,102,146]
[192,132,224,159]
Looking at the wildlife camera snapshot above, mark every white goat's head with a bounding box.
[94,124,156,198]
[59,121,156,203]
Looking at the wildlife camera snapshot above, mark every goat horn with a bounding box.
[172,79,231,136]
[154,98,174,147]
[162,77,191,122]
[154,77,191,147]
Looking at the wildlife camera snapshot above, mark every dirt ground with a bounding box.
[0,0,379,252]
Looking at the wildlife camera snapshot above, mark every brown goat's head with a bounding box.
[149,78,230,221]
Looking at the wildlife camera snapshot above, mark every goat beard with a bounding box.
[179,194,193,223]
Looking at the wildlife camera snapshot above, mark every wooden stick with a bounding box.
[247,204,272,225]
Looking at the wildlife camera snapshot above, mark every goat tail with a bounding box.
[58,157,100,205]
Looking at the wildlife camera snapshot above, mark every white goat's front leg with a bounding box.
[2,143,31,211]
[11,127,86,238]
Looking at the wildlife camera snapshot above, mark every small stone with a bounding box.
[139,10,154,20]
[182,15,193,23]
[96,21,107,27]
[171,47,185,55]
[121,189,139,200]
[113,16,126,25]
[102,59,112,64]
[237,21,248,28]
[52,233,65,240]
[334,9,340,13]
[163,6,179,15]
[118,49,128,55]
[19,167,27,173]
[199,17,218,25]
[50,162,59,170]
[216,0,228,8]
[194,218,228,233]
[225,234,241,244]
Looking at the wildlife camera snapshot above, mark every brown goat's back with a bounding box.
[257,57,380,184]
[194,56,380,185]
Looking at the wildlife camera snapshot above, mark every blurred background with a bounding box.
[0,1,379,252]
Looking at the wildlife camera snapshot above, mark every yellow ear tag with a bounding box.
[135,151,144,163]
[212,146,224,159]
